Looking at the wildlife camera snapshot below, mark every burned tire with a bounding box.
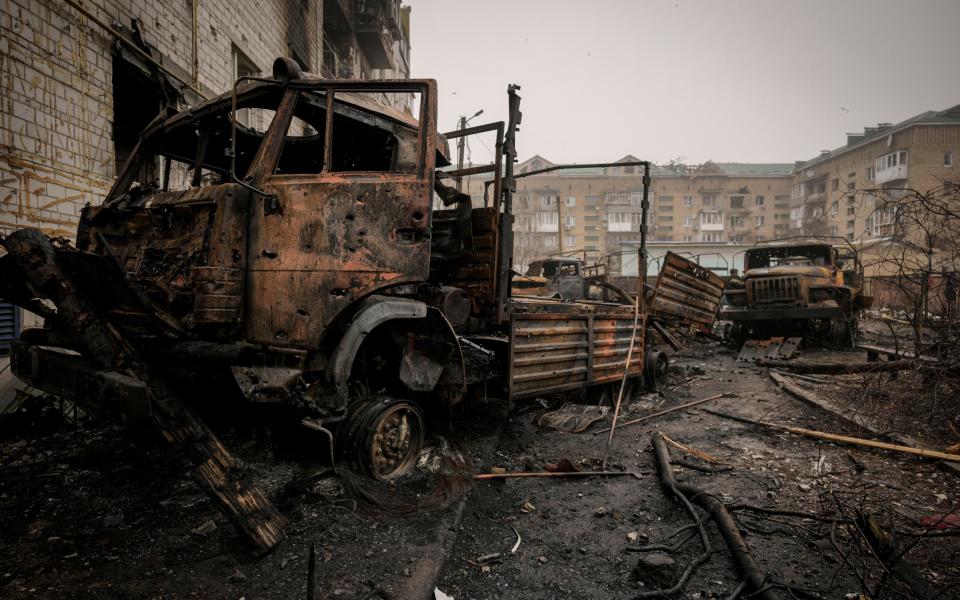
[644,350,669,390]
[339,395,424,480]
[829,317,858,348]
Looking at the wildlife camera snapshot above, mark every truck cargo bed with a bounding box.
[508,298,644,398]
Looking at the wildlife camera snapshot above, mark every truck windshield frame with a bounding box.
[745,245,834,270]
[106,79,437,203]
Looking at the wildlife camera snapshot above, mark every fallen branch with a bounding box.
[593,393,733,435]
[510,526,522,553]
[671,459,733,473]
[661,432,725,464]
[758,359,918,374]
[704,409,960,464]
[474,470,646,480]
[649,432,776,600]
[670,375,706,390]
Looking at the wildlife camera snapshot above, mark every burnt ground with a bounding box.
[2,326,960,599]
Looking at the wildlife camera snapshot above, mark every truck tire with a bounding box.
[644,350,669,390]
[339,394,425,480]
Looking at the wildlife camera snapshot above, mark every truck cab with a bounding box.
[721,239,870,345]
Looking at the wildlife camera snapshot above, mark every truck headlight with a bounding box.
[809,288,835,302]
[724,291,746,307]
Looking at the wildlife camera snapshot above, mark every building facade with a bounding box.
[788,105,960,243]
[0,0,411,240]
[466,156,793,270]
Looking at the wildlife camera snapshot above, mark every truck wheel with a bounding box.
[341,395,424,480]
[644,350,669,390]
[829,318,857,348]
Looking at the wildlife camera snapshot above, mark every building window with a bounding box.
[682,236,693,242]
[232,46,260,128]
[564,235,576,248]
[729,195,744,209]
[755,195,765,206]
[866,166,874,180]
[535,211,558,231]
[658,195,673,203]
[847,220,855,229]
[608,212,634,232]
[702,196,715,207]
[830,202,838,216]
[565,196,576,206]
[847,197,856,215]
[700,211,723,226]
[754,215,765,226]
[875,151,908,172]
[831,178,839,191]
[947,153,955,168]
[847,182,855,192]
[564,215,576,227]
[683,216,694,227]
[830,226,839,236]
[683,196,693,207]
[812,207,823,219]
[541,195,557,208]
[700,232,723,242]
[730,216,744,227]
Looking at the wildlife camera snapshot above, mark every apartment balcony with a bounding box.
[355,1,395,69]
[875,163,908,185]
[534,223,558,233]
[324,0,353,31]
[698,211,724,231]
[805,192,827,205]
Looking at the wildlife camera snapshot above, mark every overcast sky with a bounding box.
[406,0,960,166]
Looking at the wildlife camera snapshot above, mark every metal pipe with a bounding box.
[62,0,207,99]
[191,0,199,86]
[640,162,651,300]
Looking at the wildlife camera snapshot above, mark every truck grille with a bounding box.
[750,276,801,304]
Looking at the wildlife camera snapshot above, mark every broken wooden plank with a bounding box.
[650,319,683,351]
[1,229,286,552]
[704,408,960,464]
[767,370,960,476]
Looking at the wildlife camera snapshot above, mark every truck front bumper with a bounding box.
[721,304,843,321]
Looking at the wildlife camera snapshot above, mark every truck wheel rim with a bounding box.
[366,402,423,479]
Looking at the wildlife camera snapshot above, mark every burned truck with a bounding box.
[721,238,872,347]
[0,57,651,511]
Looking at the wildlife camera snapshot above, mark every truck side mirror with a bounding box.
[836,260,845,269]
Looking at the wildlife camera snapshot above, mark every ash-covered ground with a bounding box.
[1,327,958,599]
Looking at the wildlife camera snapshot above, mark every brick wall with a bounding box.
[0,0,324,240]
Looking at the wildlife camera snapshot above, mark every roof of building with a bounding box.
[713,163,794,176]
[796,103,960,170]
[511,157,793,178]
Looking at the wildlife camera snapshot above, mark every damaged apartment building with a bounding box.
[0,0,411,346]
[469,157,795,270]
[479,103,960,274]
